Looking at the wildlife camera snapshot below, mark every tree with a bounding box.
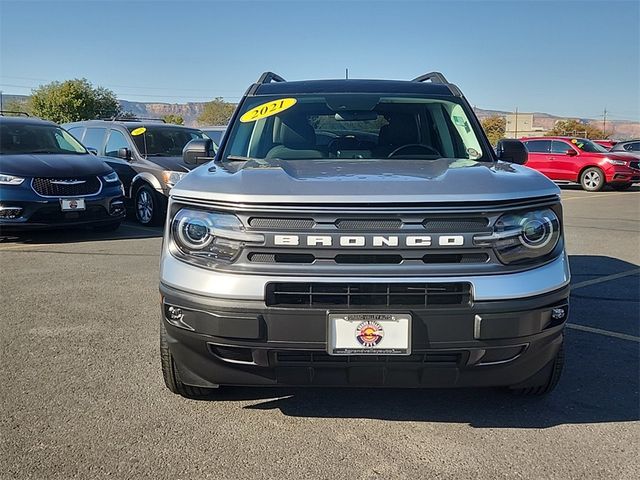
[545,119,606,139]
[29,78,120,123]
[162,114,184,125]
[481,115,506,146]
[197,97,235,125]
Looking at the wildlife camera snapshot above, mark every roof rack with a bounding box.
[256,71,286,84]
[0,110,30,117]
[100,116,166,123]
[412,71,462,97]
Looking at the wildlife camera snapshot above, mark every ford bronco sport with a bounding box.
[159,72,570,398]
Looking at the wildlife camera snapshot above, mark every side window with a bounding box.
[83,128,107,151]
[105,130,129,157]
[524,140,551,153]
[626,142,640,152]
[67,127,85,141]
[551,140,572,154]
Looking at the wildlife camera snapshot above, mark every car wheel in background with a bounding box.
[580,167,605,192]
[611,183,633,191]
[135,184,163,226]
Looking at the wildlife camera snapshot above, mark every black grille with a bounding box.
[248,217,315,229]
[275,351,461,365]
[29,205,109,223]
[249,252,488,265]
[630,161,639,170]
[423,218,489,232]
[32,177,101,197]
[248,253,315,264]
[266,282,471,308]
[335,219,402,230]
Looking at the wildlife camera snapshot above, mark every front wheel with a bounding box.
[160,321,217,399]
[580,167,605,192]
[135,184,164,226]
[510,343,564,396]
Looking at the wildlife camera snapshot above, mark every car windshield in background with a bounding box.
[0,123,87,155]
[571,138,609,153]
[128,126,205,157]
[223,94,486,162]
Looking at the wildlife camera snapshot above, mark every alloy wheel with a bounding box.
[584,171,601,189]
[137,190,153,224]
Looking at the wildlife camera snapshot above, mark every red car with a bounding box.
[593,139,617,150]
[521,136,640,191]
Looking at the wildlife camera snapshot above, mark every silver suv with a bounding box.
[159,72,570,398]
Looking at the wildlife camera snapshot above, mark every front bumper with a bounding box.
[160,280,570,388]
[605,165,640,183]
[0,182,125,230]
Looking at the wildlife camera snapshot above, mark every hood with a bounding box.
[0,153,112,178]
[171,158,560,204]
[144,156,194,172]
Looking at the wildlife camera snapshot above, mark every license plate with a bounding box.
[327,313,411,355]
[60,198,86,211]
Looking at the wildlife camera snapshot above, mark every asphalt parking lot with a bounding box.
[1,187,639,480]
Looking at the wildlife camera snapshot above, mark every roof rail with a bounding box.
[412,71,462,97]
[256,71,286,84]
[100,116,166,123]
[412,72,449,84]
[0,110,30,117]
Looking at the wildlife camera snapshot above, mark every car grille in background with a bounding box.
[630,161,639,170]
[29,205,110,223]
[275,351,461,365]
[32,177,101,197]
[266,282,472,308]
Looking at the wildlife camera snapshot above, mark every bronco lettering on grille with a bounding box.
[271,234,465,248]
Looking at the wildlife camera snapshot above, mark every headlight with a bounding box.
[170,208,263,266]
[163,171,187,188]
[474,208,561,264]
[102,171,120,183]
[605,159,627,166]
[0,174,25,185]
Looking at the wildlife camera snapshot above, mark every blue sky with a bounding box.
[0,0,638,120]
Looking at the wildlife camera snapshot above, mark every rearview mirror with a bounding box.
[496,139,528,165]
[117,148,132,160]
[183,138,214,165]
[566,149,578,156]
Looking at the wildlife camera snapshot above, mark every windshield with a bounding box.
[0,123,87,155]
[222,94,487,162]
[127,126,205,157]
[570,138,609,153]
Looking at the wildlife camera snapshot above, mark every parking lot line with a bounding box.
[566,323,640,342]
[571,268,640,290]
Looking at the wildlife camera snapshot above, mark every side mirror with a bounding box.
[496,139,528,165]
[183,138,214,165]
[86,147,98,156]
[117,148,132,160]
[566,149,578,157]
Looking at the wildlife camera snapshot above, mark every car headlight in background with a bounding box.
[170,208,263,266]
[605,158,627,166]
[163,171,187,188]
[0,174,25,185]
[474,208,561,264]
[102,171,120,183]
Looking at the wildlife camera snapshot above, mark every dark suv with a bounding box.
[64,119,206,225]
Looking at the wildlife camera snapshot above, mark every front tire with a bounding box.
[135,184,164,226]
[580,167,605,192]
[510,343,564,396]
[160,321,216,399]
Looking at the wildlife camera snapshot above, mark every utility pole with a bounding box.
[345,68,349,80]
[0,91,3,111]
[602,108,607,137]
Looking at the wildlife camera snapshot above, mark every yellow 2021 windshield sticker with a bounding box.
[131,127,146,136]
[240,98,297,123]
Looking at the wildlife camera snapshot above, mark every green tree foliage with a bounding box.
[481,115,506,146]
[545,119,606,139]
[197,97,235,126]
[30,79,120,123]
[162,114,184,125]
